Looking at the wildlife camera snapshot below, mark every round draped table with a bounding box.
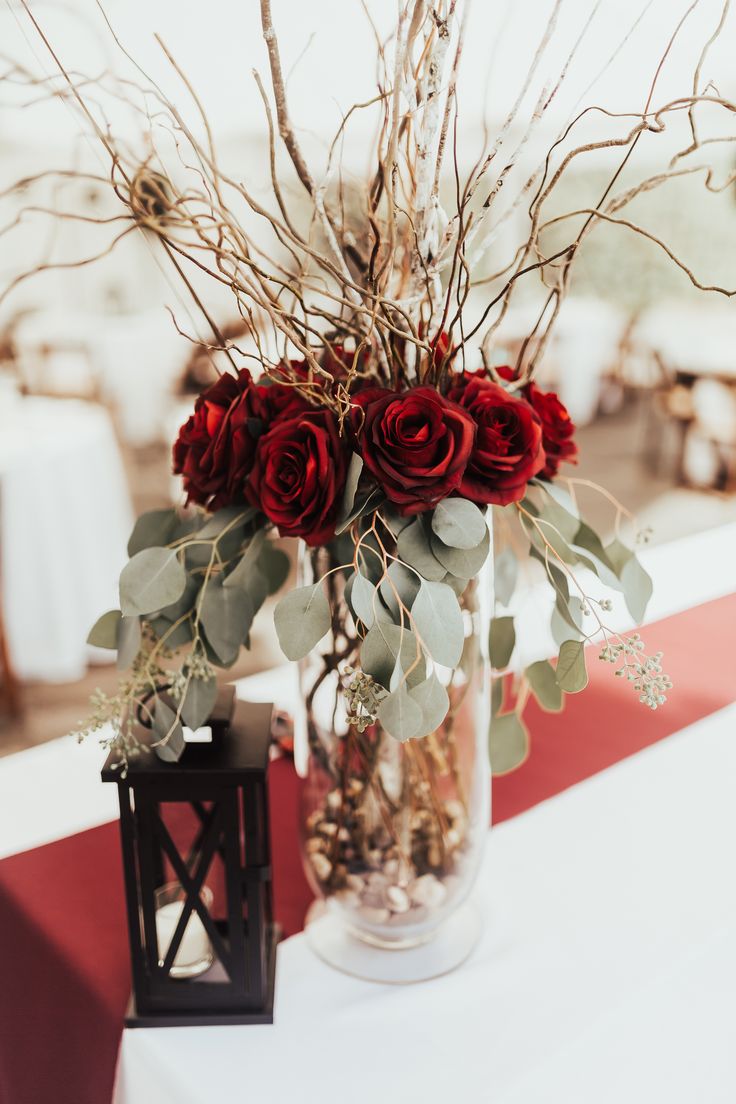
[0,396,133,682]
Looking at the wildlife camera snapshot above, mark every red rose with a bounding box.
[173,370,261,510]
[246,410,348,546]
[450,365,578,482]
[353,386,475,515]
[447,375,545,505]
[525,382,578,479]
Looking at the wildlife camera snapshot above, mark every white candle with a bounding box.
[156,899,212,976]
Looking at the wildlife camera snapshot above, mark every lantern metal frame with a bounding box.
[102,688,279,1027]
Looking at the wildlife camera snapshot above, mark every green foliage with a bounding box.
[200,575,253,665]
[489,615,516,669]
[351,569,377,628]
[490,713,529,775]
[361,622,425,690]
[431,526,490,578]
[431,499,486,549]
[410,579,464,667]
[180,675,218,731]
[119,547,187,617]
[555,639,588,693]
[153,698,185,762]
[335,452,364,530]
[85,478,669,768]
[409,674,450,739]
[116,616,142,671]
[525,659,563,712]
[377,682,424,742]
[620,555,653,622]
[87,609,122,649]
[127,509,179,557]
[274,582,331,660]
[397,516,447,581]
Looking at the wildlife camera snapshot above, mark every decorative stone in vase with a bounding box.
[296,527,492,983]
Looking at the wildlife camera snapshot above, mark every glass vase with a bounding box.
[298,534,492,982]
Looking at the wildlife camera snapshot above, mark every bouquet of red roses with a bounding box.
[85,333,668,762]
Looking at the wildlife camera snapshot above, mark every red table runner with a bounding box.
[1,593,733,1104]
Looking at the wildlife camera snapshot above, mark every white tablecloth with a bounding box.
[110,704,736,1104]
[0,397,133,680]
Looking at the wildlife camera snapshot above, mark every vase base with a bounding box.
[304,899,482,983]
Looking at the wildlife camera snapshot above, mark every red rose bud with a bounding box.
[447,375,545,506]
[354,386,475,515]
[246,410,348,546]
[525,382,578,480]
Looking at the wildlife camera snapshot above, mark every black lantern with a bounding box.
[102,687,278,1026]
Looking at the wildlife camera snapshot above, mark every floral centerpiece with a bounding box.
[82,337,668,973]
[13,0,735,976]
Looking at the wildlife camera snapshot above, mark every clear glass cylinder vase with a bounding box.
[298,535,492,982]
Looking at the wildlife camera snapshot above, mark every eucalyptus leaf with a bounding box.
[397,518,447,581]
[408,674,450,738]
[431,499,486,549]
[604,537,635,578]
[120,547,187,617]
[377,683,423,742]
[411,579,464,668]
[259,544,291,595]
[361,622,425,690]
[529,543,569,602]
[525,659,563,712]
[197,505,256,539]
[550,601,584,647]
[336,452,364,528]
[87,609,121,649]
[180,676,218,730]
[555,639,588,693]
[574,521,616,573]
[200,576,253,665]
[247,563,271,614]
[153,699,185,763]
[127,509,178,558]
[489,615,515,670]
[382,506,413,537]
[531,518,578,566]
[157,575,200,622]
[621,554,653,622]
[443,573,470,597]
[534,479,580,518]
[274,582,331,660]
[570,546,622,591]
[148,614,195,652]
[351,570,377,628]
[489,712,529,775]
[494,547,518,607]
[537,496,580,544]
[224,530,266,591]
[380,561,421,621]
[335,486,384,535]
[430,526,490,578]
[116,615,142,670]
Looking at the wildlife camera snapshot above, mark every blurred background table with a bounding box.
[0,395,132,683]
